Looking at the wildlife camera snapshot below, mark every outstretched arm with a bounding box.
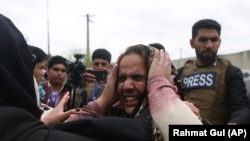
[41,92,76,125]
[147,49,202,140]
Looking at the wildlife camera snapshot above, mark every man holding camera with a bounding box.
[84,48,112,102]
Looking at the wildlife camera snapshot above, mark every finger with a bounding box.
[152,49,160,62]
[166,51,172,63]
[58,109,77,122]
[159,49,165,62]
[84,73,95,83]
[164,51,172,69]
[57,92,70,107]
[85,72,95,78]
[64,109,76,116]
[103,67,110,75]
[111,54,123,78]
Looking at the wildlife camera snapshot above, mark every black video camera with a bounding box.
[64,54,86,110]
[66,54,86,88]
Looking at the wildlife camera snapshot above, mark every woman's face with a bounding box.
[33,61,46,83]
[116,53,147,115]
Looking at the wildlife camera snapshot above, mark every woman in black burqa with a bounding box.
[0,14,152,141]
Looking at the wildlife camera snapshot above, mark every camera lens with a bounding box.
[75,62,85,73]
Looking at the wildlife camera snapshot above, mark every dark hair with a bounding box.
[148,43,165,52]
[47,55,68,69]
[29,45,48,66]
[192,19,221,39]
[123,44,180,78]
[92,48,111,63]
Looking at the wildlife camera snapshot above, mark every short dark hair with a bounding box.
[47,55,68,69]
[92,48,111,63]
[29,45,48,66]
[192,19,221,39]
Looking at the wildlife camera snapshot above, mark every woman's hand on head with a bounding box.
[148,49,172,81]
[96,54,122,113]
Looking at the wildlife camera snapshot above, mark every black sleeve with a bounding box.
[176,66,186,100]
[0,106,100,141]
[177,66,184,79]
[52,117,153,141]
[225,65,250,124]
[0,106,152,141]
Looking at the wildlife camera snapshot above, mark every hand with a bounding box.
[148,49,172,82]
[184,101,200,116]
[84,68,110,84]
[102,67,112,83]
[96,54,123,113]
[41,92,76,125]
[83,68,96,83]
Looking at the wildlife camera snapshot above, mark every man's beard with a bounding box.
[195,48,217,65]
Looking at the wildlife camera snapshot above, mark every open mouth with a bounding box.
[124,96,140,106]
[125,96,139,101]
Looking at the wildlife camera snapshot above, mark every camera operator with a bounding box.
[84,48,112,102]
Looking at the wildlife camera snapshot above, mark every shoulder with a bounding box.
[217,57,231,66]
[177,59,194,75]
[226,64,242,75]
[225,64,244,84]
[185,59,195,65]
[216,57,240,74]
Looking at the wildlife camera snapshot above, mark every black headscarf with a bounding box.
[0,14,42,118]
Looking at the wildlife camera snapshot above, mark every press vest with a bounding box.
[181,58,231,124]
